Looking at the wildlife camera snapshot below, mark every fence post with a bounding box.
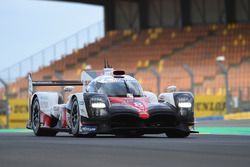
[76,33,79,50]
[183,64,195,94]
[31,56,33,72]
[98,22,101,37]
[150,67,161,95]
[42,50,45,67]
[87,28,90,43]
[216,60,230,113]
[7,68,10,83]
[64,40,68,55]
[19,62,22,78]
[53,45,57,60]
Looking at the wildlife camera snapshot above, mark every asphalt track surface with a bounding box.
[1,120,250,167]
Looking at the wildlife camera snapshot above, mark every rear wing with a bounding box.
[28,73,82,95]
[32,80,82,86]
[28,69,109,95]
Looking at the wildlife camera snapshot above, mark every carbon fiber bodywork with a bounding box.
[80,102,194,134]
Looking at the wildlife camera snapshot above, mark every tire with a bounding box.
[70,98,80,136]
[166,130,190,138]
[70,98,96,137]
[32,97,57,136]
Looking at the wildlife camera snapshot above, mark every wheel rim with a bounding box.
[32,101,40,132]
[71,102,79,130]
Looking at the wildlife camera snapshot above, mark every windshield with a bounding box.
[95,80,144,97]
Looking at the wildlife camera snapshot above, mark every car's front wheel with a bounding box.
[70,98,81,136]
[70,98,96,137]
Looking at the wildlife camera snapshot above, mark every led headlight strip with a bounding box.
[91,102,106,109]
[178,102,192,108]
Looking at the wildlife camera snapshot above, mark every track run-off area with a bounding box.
[0,120,250,167]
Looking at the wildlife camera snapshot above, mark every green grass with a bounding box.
[197,127,250,135]
[0,128,31,133]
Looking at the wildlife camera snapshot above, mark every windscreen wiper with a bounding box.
[123,80,131,94]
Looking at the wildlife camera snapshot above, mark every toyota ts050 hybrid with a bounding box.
[26,66,197,138]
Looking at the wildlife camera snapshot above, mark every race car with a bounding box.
[26,66,197,138]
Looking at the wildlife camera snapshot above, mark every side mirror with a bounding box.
[64,86,74,92]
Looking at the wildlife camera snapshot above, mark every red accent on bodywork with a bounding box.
[40,112,52,127]
[62,108,67,128]
[108,97,150,119]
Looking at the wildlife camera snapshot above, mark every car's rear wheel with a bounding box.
[165,130,190,138]
[32,97,57,136]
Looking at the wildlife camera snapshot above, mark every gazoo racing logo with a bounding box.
[81,126,97,134]
[129,99,149,119]
[133,101,145,112]
[125,99,146,112]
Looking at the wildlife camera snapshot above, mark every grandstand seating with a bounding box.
[5,23,250,101]
[134,24,250,101]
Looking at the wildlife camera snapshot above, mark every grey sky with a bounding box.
[0,0,103,71]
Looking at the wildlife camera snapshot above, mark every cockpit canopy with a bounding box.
[86,75,144,97]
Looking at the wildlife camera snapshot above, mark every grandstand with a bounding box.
[3,23,250,101]
[1,0,250,122]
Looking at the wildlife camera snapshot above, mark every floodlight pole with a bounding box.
[55,71,64,98]
[150,67,161,95]
[183,64,194,94]
[133,67,161,95]
[216,61,230,113]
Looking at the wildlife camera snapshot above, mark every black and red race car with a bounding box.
[26,67,197,138]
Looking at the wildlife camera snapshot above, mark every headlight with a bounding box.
[89,96,108,117]
[90,97,106,107]
[91,102,106,109]
[175,93,193,108]
[178,102,192,108]
[174,93,193,117]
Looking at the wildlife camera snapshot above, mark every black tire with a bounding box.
[70,98,96,137]
[32,98,57,136]
[70,98,80,136]
[166,130,190,138]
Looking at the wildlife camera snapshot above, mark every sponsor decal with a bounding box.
[194,95,226,118]
[109,97,149,119]
[81,126,96,134]
[133,101,145,111]
[109,97,147,110]
[79,101,84,105]
[9,99,28,128]
[99,77,135,83]
[178,97,190,102]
